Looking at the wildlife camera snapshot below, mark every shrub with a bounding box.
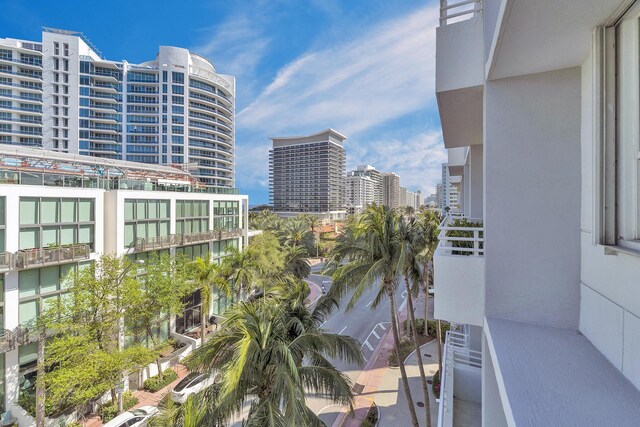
[432,370,441,398]
[427,320,450,340]
[63,422,83,427]
[402,318,425,335]
[143,368,179,392]
[100,391,139,422]
[361,403,378,427]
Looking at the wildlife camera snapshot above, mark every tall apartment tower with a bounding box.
[269,129,347,220]
[352,164,384,205]
[434,1,640,425]
[0,28,236,188]
[440,163,459,211]
[345,171,375,215]
[382,172,400,208]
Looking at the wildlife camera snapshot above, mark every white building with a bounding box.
[351,165,384,205]
[346,171,375,215]
[0,146,247,422]
[0,28,236,188]
[434,1,640,426]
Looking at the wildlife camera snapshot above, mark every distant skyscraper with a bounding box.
[0,28,236,188]
[383,172,400,208]
[352,165,384,205]
[440,163,459,211]
[269,129,347,219]
[346,171,375,215]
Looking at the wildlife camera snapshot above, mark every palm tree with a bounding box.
[186,289,363,426]
[220,246,257,300]
[398,216,432,427]
[323,205,420,427]
[416,209,441,337]
[191,256,231,344]
[284,245,311,280]
[278,218,315,254]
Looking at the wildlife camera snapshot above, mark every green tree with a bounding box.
[42,255,155,417]
[128,252,194,379]
[323,205,420,427]
[186,287,363,426]
[190,255,231,343]
[284,245,311,280]
[278,217,315,254]
[398,216,432,427]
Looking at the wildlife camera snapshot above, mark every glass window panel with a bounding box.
[148,201,158,219]
[147,222,158,238]
[176,201,184,218]
[59,264,75,290]
[184,220,192,235]
[42,227,58,247]
[0,230,4,252]
[78,199,93,222]
[201,219,209,231]
[159,221,169,237]
[18,342,37,365]
[176,221,183,236]
[124,224,134,247]
[60,199,76,222]
[40,199,59,223]
[0,197,4,226]
[136,223,147,240]
[124,200,135,221]
[19,269,38,298]
[78,225,93,245]
[40,266,59,294]
[42,295,58,313]
[185,201,194,217]
[19,228,38,250]
[19,198,38,225]
[19,301,37,327]
[60,226,75,245]
[136,200,146,220]
[160,200,170,218]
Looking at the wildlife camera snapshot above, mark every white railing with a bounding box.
[439,0,482,26]
[437,330,482,427]
[437,214,484,256]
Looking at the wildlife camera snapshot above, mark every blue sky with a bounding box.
[1,0,446,205]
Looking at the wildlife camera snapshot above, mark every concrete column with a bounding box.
[469,144,484,219]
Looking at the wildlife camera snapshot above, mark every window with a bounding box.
[597,8,640,250]
[172,72,184,84]
[175,200,209,237]
[53,42,59,56]
[123,199,170,248]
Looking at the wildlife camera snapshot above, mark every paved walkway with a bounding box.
[332,291,440,427]
[84,364,189,427]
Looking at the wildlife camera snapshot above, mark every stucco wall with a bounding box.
[484,67,582,329]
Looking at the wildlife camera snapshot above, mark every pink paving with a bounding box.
[83,364,189,427]
[333,304,411,427]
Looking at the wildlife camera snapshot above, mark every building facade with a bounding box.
[0,28,236,188]
[345,171,375,215]
[439,163,460,212]
[0,146,247,422]
[382,172,400,209]
[269,129,347,219]
[351,165,384,205]
[434,1,640,426]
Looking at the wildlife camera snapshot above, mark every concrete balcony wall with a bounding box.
[434,249,484,327]
[436,15,484,150]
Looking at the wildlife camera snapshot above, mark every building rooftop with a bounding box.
[270,128,348,146]
[0,146,239,194]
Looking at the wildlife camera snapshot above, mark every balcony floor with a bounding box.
[453,398,481,427]
[486,317,640,426]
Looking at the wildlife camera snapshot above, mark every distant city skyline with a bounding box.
[0,0,446,204]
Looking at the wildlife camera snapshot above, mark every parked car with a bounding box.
[171,372,216,404]
[102,406,158,427]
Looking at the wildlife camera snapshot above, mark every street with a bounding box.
[305,265,407,426]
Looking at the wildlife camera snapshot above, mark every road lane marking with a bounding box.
[365,300,373,308]
[371,330,380,339]
[339,325,347,334]
[379,323,386,330]
[364,340,374,351]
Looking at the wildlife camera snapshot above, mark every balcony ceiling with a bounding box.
[437,85,483,149]
[488,0,630,80]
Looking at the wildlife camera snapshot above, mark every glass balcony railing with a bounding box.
[15,244,91,269]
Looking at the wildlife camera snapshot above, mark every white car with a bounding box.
[102,406,158,427]
[171,372,216,404]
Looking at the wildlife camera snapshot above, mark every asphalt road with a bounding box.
[306,265,407,426]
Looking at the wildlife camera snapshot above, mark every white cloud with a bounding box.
[237,4,439,137]
[193,14,270,97]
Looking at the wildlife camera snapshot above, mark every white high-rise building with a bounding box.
[434,1,640,425]
[0,146,247,423]
[439,163,460,211]
[352,165,384,205]
[0,28,236,188]
[346,171,375,215]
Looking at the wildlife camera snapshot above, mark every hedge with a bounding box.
[143,368,179,392]
[100,391,139,422]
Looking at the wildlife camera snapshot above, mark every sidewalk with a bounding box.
[84,364,189,427]
[305,278,323,306]
[333,291,439,427]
